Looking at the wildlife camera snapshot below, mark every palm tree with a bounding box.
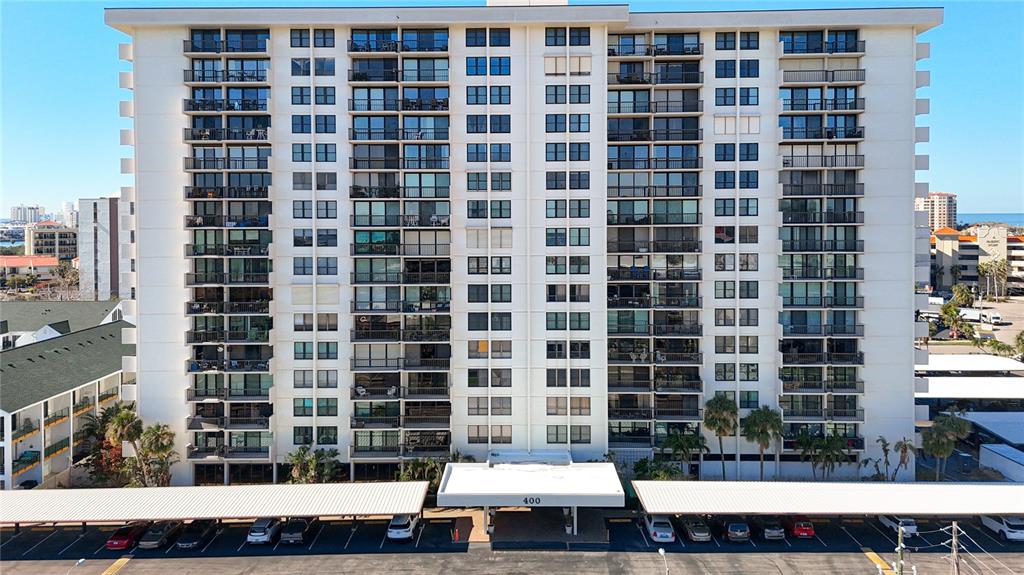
[876,436,892,480]
[891,437,914,481]
[106,406,146,485]
[951,284,974,308]
[815,434,851,480]
[977,262,991,300]
[1014,331,1024,359]
[985,339,1016,357]
[740,406,784,481]
[399,458,445,491]
[924,413,971,480]
[703,395,738,480]
[661,432,709,479]
[138,424,179,486]
[450,449,476,463]
[930,262,944,290]
[795,429,821,480]
[286,446,342,483]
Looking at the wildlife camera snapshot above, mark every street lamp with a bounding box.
[658,547,668,575]
[65,558,85,575]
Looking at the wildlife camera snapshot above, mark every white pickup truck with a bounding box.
[959,308,1003,324]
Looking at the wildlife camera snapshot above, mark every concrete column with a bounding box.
[572,506,578,535]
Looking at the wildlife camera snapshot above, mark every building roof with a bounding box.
[632,481,1024,516]
[981,443,1024,468]
[915,354,1024,373]
[0,320,134,414]
[0,255,58,268]
[437,462,624,508]
[0,482,429,524]
[916,377,1024,400]
[933,226,960,236]
[959,412,1024,446]
[0,300,119,335]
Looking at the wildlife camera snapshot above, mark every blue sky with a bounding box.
[1,0,1021,214]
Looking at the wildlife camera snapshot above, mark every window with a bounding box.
[316,172,337,190]
[546,85,566,104]
[468,369,488,388]
[490,57,510,75]
[315,115,336,133]
[292,87,310,105]
[739,390,759,408]
[569,199,590,217]
[569,171,590,189]
[739,170,759,189]
[546,228,567,247]
[492,172,511,190]
[294,398,313,416]
[569,256,589,274]
[569,312,590,330]
[716,32,736,50]
[569,114,590,132]
[715,88,735,106]
[294,313,314,331]
[294,370,313,388]
[468,425,487,444]
[292,115,311,133]
[293,257,313,276]
[467,143,487,162]
[739,308,758,326]
[292,143,312,162]
[491,312,512,330]
[316,257,338,275]
[739,336,758,354]
[739,143,758,161]
[466,56,487,76]
[490,86,510,104]
[546,312,567,330]
[467,200,487,219]
[491,284,512,302]
[546,144,566,162]
[316,200,337,218]
[740,364,759,382]
[468,313,489,331]
[317,398,338,416]
[546,172,566,190]
[569,143,589,161]
[715,143,735,162]
[715,281,735,299]
[715,171,735,189]
[467,86,487,105]
[315,144,336,162]
[569,27,590,46]
[547,369,568,388]
[314,57,335,76]
[491,368,512,386]
[545,27,566,46]
[314,29,335,47]
[570,396,590,416]
[468,397,487,416]
[715,363,736,381]
[293,426,312,445]
[739,253,758,271]
[715,336,735,354]
[490,143,510,162]
[739,87,758,106]
[715,226,735,244]
[571,425,591,444]
[317,370,338,387]
[317,342,338,359]
[715,199,735,216]
[490,200,511,218]
[490,115,511,133]
[739,59,759,78]
[715,253,735,271]
[546,114,566,133]
[293,200,312,218]
[739,225,758,244]
[291,58,311,76]
[491,397,512,416]
[468,285,488,303]
[547,397,567,415]
[491,256,511,274]
[569,228,589,246]
[491,425,512,444]
[739,198,758,216]
[546,200,566,218]
[317,426,338,445]
[294,229,313,247]
[467,115,487,133]
[546,256,566,274]
[739,280,758,299]
[490,28,511,47]
[740,31,759,50]
[570,368,590,386]
[570,85,591,103]
[291,29,310,47]
[715,309,736,326]
[466,28,486,47]
[547,425,567,444]
[715,60,736,78]
[293,172,312,190]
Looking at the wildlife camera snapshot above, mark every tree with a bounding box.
[891,437,914,482]
[77,402,132,486]
[984,339,1016,357]
[1014,331,1024,358]
[740,406,783,481]
[951,284,974,308]
[940,302,975,341]
[633,458,687,481]
[930,262,944,290]
[135,424,179,487]
[815,434,851,480]
[703,395,738,480]
[398,458,445,492]
[661,431,709,479]
[923,413,971,480]
[52,261,79,300]
[106,406,146,486]
[795,429,821,480]
[286,446,342,484]
[876,436,892,481]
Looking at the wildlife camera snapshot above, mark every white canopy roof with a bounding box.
[633,481,1024,516]
[916,376,1024,399]
[916,354,1024,373]
[437,462,624,508]
[0,482,428,524]
[960,411,1024,445]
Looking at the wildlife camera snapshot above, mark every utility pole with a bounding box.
[896,525,906,575]
[950,521,960,575]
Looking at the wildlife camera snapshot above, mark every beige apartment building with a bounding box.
[930,225,1024,294]
[25,221,78,263]
[914,191,956,231]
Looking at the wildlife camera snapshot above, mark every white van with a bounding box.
[980,516,1024,542]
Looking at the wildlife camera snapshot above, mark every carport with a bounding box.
[632,481,1024,516]
[0,482,429,528]
[436,456,623,535]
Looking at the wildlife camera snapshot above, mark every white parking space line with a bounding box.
[59,533,86,555]
[677,536,685,550]
[415,524,425,548]
[23,530,58,556]
[344,524,358,549]
[815,534,829,548]
[710,533,721,548]
[201,528,223,553]
[307,524,325,551]
[969,523,1006,548]
[748,538,757,548]
[236,538,247,552]
[272,537,282,552]
[635,523,651,548]
[915,531,936,548]
[782,537,792,548]
[869,522,897,547]
[378,530,389,549]
[165,542,175,554]
[0,532,23,548]
[840,525,864,547]
[94,541,108,555]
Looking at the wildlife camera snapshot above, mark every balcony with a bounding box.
[72,397,95,416]
[781,296,864,309]
[781,407,827,422]
[350,358,402,371]
[781,352,864,365]
[183,98,268,112]
[349,128,400,140]
[608,296,651,309]
[184,186,269,200]
[184,214,270,228]
[403,443,451,458]
[401,70,449,82]
[348,69,399,82]
[653,323,702,336]
[781,98,865,112]
[608,129,651,143]
[402,272,451,285]
[397,98,449,112]
[45,408,70,427]
[654,408,702,421]
[99,389,119,403]
[352,300,402,313]
[184,157,269,171]
[223,417,271,429]
[405,386,450,400]
[349,98,400,112]
[352,243,399,255]
[607,44,650,56]
[183,39,267,53]
[186,387,223,401]
[609,408,653,420]
[187,416,223,430]
[224,446,270,459]
[183,69,269,83]
[349,157,401,170]
[781,40,865,54]
[351,415,401,429]
[653,71,703,85]
[781,183,864,197]
[608,185,702,198]
[781,127,865,140]
[352,385,402,399]
[186,359,270,373]
[784,324,864,337]
[608,378,653,392]
[608,267,701,282]
[12,452,40,475]
[652,43,703,56]
[403,358,451,370]
[187,445,224,459]
[782,69,866,84]
[185,301,269,315]
[651,128,702,141]
[352,328,402,342]
[780,240,864,253]
[652,296,701,308]
[655,352,702,365]
[608,72,655,85]
[654,378,703,393]
[183,128,269,142]
[780,266,864,280]
[403,415,451,428]
[608,350,653,364]
[402,329,450,342]
[349,444,402,459]
[400,40,449,53]
[351,272,402,284]
[12,424,40,443]
[348,39,400,53]
[402,128,449,140]
[827,408,865,422]
[609,436,653,448]
[349,185,401,199]
[826,379,865,393]
[185,272,270,286]
[606,240,701,253]
[402,158,450,170]
[404,300,451,313]
[608,101,653,114]
[185,244,270,257]
[608,323,651,336]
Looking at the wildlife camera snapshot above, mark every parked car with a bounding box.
[106,522,151,550]
[680,516,711,542]
[138,520,184,549]
[878,516,918,537]
[750,516,786,541]
[281,518,318,544]
[782,515,816,538]
[176,520,218,549]
[711,516,750,542]
[246,518,282,544]
[386,514,419,541]
[980,516,1024,542]
[642,513,677,543]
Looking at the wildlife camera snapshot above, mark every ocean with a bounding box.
[958,213,1024,227]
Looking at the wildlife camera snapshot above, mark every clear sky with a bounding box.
[1,0,1021,215]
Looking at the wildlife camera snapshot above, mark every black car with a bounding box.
[280,518,318,544]
[176,520,218,550]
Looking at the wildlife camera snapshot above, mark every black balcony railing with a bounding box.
[350,358,403,370]
[405,386,450,399]
[652,296,702,308]
[781,183,864,197]
[402,414,451,427]
[348,39,400,52]
[402,329,450,342]
[224,446,270,458]
[351,416,402,428]
[185,243,270,257]
[184,69,269,83]
[652,43,704,56]
[349,98,400,111]
[654,378,703,392]
[400,40,449,52]
[609,408,654,420]
[351,329,402,341]
[403,358,451,370]
[352,300,403,312]
[401,70,449,82]
[780,266,864,280]
[608,72,655,85]
[183,127,269,141]
[782,69,866,83]
[780,240,864,253]
[184,39,267,53]
[184,186,270,199]
[183,98,268,112]
[607,266,701,282]
[782,98,866,112]
[401,97,450,111]
[654,408,702,421]
[781,352,864,365]
[651,128,703,141]
[348,69,399,82]
[654,71,703,85]
[350,157,401,170]
[186,359,271,373]
[349,128,400,140]
[781,210,864,225]
[349,185,402,199]
[653,323,703,336]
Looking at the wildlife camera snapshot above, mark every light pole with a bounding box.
[658,547,668,575]
[65,558,85,575]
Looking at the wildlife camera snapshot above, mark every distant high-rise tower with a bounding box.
[78,198,121,301]
[914,192,957,231]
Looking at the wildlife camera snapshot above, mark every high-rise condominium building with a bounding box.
[78,198,121,301]
[914,191,956,231]
[10,205,45,224]
[107,3,939,486]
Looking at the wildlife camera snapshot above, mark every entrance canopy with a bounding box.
[633,481,1024,516]
[0,482,428,524]
[438,461,623,508]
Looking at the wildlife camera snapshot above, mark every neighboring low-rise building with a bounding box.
[77,197,121,301]
[0,255,59,286]
[0,300,125,350]
[0,320,136,489]
[929,225,1024,294]
[25,221,78,262]
[914,191,956,231]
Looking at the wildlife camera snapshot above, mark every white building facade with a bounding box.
[107,4,939,485]
[78,197,121,301]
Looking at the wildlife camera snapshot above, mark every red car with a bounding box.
[106,522,151,550]
[782,516,816,538]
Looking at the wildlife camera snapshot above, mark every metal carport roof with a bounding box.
[633,481,1024,516]
[0,482,429,524]
[437,462,624,508]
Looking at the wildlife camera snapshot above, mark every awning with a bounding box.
[437,462,624,508]
[633,481,1024,516]
[0,482,428,524]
